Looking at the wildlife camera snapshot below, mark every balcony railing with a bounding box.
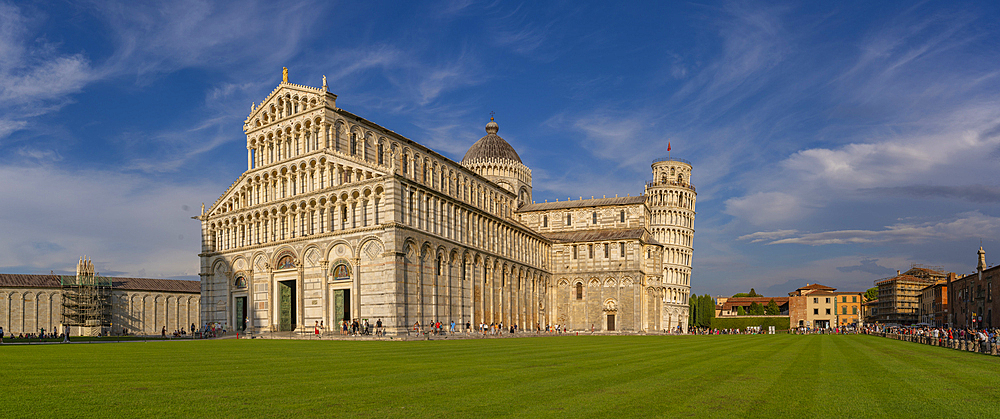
[652,156,692,165]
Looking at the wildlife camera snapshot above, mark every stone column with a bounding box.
[320,260,329,332]
[296,261,304,331]
[432,256,439,324]
[247,269,255,333]
[484,263,492,325]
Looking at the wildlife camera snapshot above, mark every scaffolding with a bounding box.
[60,258,114,336]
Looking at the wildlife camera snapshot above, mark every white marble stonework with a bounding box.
[198,71,695,335]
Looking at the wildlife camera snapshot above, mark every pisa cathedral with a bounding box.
[197,71,695,335]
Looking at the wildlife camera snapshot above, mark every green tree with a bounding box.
[733,288,763,298]
[765,299,781,315]
[749,302,765,315]
[865,287,878,302]
[737,306,746,316]
[688,296,698,327]
[703,295,716,326]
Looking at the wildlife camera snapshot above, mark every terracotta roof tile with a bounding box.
[0,274,200,293]
[518,196,646,212]
[797,283,837,291]
[542,228,658,245]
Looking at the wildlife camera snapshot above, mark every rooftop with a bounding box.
[518,196,646,212]
[542,227,657,245]
[0,274,201,293]
[461,118,522,164]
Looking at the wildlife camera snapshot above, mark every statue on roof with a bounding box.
[282,67,288,83]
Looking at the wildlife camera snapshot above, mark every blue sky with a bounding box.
[2,0,999,297]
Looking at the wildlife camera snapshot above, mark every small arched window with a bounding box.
[378,144,384,165]
[576,283,583,300]
[592,212,597,224]
[542,215,548,227]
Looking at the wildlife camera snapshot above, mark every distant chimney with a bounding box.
[897,270,900,275]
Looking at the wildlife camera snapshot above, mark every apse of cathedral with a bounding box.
[197,70,694,334]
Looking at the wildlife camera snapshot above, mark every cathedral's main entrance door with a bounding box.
[607,314,615,331]
[235,297,247,331]
[334,289,351,326]
[278,280,296,331]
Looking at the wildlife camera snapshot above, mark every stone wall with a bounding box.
[0,287,199,336]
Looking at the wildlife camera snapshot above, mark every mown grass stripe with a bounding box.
[2,335,999,418]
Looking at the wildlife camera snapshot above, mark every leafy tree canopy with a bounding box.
[765,299,781,315]
[864,287,878,302]
[732,288,763,298]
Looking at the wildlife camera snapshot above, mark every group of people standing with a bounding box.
[337,318,386,336]
[864,324,1000,355]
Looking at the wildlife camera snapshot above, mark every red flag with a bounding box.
[667,142,671,152]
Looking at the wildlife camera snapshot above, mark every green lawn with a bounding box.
[1,334,997,418]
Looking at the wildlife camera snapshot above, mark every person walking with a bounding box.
[0,325,4,343]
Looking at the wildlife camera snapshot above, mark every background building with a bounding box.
[949,247,998,329]
[873,266,948,325]
[1,257,200,336]
[788,284,838,329]
[833,291,863,327]
[918,281,948,326]
[715,297,788,316]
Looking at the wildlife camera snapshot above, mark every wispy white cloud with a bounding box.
[0,2,99,140]
[763,212,1000,246]
[737,229,798,243]
[0,163,217,277]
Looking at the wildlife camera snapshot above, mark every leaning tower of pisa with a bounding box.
[645,156,696,332]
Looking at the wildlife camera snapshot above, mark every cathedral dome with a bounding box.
[461,118,522,164]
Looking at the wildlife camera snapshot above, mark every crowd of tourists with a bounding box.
[863,324,1000,355]
[689,326,774,335]
[790,325,859,334]
[0,326,66,341]
[337,319,377,336]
